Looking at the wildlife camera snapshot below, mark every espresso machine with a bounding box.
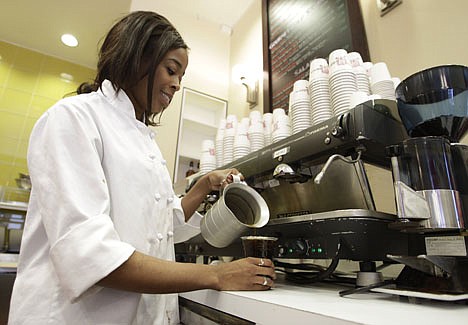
[175,65,468,300]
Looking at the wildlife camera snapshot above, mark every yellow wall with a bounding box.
[0,41,95,187]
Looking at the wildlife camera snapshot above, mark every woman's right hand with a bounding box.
[212,257,276,291]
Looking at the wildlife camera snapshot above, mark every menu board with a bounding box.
[262,0,370,111]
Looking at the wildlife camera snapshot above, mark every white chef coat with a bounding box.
[8,80,202,325]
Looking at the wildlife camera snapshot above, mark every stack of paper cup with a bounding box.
[199,139,216,174]
[348,91,371,110]
[215,119,226,168]
[234,119,250,160]
[248,111,264,153]
[348,52,370,95]
[223,114,237,165]
[328,49,357,116]
[263,113,273,146]
[392,77,401,90]
[289,81,312,134]
[363,62,373,78]
[308,58,332,125]
[272,108,291,143]
[370,62,395,100]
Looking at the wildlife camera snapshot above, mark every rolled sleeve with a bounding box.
[172,196,202,243]
[50,214,135,301]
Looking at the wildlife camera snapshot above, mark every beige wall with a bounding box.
[228,0,264,119]
[359,0,468,80]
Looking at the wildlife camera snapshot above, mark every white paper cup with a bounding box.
[329,49,348,68]
[293,79,309,92]
[370,62,392,84]
[347,52,363,68]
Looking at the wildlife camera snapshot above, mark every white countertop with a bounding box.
[179,278,468,325]
[0,202,28,212]
[0,253,18,272]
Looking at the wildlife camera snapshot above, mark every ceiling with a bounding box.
[0,0,255,69]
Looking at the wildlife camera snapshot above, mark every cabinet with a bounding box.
[174,88,227,193]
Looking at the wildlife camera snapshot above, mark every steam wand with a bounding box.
[314,149,364,184]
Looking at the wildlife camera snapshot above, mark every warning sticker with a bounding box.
[425,236,467,256]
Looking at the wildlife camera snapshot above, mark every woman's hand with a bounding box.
[203,168,244,193]
[212,257,276,291]
[181,168,243,221]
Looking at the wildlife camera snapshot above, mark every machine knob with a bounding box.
[295,240,306,251]
[331,126,343,137]
[290,239,308,255]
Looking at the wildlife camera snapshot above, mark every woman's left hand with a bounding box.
[204,168,243,192]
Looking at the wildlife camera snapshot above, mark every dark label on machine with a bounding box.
[277,210,310,218]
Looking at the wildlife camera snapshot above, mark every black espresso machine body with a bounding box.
[176,99,411,261]
[176,93,468,297]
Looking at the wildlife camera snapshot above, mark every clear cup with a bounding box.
[241,236,278,259]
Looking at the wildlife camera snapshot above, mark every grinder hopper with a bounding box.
[388,65,468,230]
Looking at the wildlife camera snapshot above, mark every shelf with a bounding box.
[183,116,218,130]
[174,88,227,183]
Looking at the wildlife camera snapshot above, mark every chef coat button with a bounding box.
[150,132,156,139]
[161,159,167,165]
[157,233,164,240]
[167,197,174,203]
[149,154,156,160]
[154,193,161,201]
[167,231,174,237]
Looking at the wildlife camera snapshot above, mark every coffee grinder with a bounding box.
[385,65,468,296]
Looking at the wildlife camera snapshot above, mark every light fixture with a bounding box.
[59,72,74,83]
[232,64,258,108]
[377,0,402,16]
[61,34,78,47]
[220,24,233,36]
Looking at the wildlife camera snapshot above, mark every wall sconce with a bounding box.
[377,0,402,16]
[232,64,258,108]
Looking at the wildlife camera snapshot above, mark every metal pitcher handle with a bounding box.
[220,173,246,195]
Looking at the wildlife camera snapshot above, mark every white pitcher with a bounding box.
[200,175,270,248]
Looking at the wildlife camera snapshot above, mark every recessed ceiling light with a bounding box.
[61,34,78,47]
[60,72,74,82]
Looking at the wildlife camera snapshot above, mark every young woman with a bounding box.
[8,11,275,324]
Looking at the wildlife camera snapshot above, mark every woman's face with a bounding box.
[128,47,188,120]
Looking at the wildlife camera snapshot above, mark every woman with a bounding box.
[8,11,275,324]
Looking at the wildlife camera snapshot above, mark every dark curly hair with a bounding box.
[93,11,188,126]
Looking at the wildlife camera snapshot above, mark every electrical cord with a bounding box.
[275,240,343,284]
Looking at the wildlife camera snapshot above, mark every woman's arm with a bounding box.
[98,250,276,293]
